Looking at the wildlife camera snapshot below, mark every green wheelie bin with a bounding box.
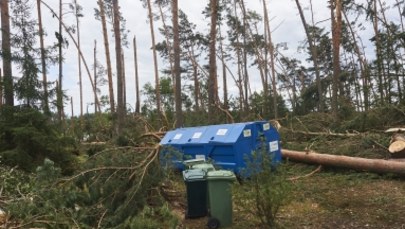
[182,169,208,218]
[206,170,236,228]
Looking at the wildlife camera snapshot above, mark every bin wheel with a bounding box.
[207,217,220,229]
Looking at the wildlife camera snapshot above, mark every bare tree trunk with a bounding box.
[263,0,278,119]
[208,0,219,121]
[1,0,13,107]
[98,0,115,113]
[282,149,405,175]
[219,25,228,109]
[158,3,175,93]
[133,36,140,114]
[172,0,183,127]
[113,0,124,135]
[0,69,2,107]
[40,1,101,112]
[36,0,49,114]
[57,0,64,122]
[372,0,384,104]
[233,0,244,113]
[121,53,126,111]
[146,0,162,120]
[331,0,342,120]
[295,0,323,112]
[342,10,370,111]
[239,0,249,113]
[94,40,98,113]
[73,0,83,117]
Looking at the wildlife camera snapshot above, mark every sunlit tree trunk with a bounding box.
[113,0,124,135]
[133,36,140,113]
[98,0,115,113]
[36,0,49,114]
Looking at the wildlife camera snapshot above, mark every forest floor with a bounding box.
[169,164,405,229]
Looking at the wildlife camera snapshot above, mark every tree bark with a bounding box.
[295,0,323,112]
[331,0,342,120]
[263,0,278,119]
[36,0,49,114]
[113,0,124,135]
[146,0,162,120]
[40,1,101,112]
[94,40,98,113]
[208,0,219,121]
[98,0,115,113]
[172,0,183,128]
[73,0,83,117]
[133,36,140,114]
[58,0,64,121]
[282,149,405,175]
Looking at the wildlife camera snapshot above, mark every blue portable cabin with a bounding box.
[159,121,281,174]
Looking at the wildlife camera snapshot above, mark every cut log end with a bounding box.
[388,141,405,153]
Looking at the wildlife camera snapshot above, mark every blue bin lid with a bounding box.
[206,170,236,181]
[183,169,206,181]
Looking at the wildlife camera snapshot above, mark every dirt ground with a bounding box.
[171,164,405,229]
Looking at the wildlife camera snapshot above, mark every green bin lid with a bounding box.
[191,163,215,172]
[206,170,236,181]
[183,169,206,181]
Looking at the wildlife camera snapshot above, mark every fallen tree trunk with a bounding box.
[282,149,405,175]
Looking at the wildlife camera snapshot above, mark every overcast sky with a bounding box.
[28,0,396,115]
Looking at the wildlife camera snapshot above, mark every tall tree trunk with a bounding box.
[36,0,49,114]
[331,0,342,120]
[239,0,249,113]
[343,10,369,111]
[40,1,101,112]
[146,0,162,120]
[94,40,98,113]
[295,0,324,112]
[208,0,219,121]
[219,25,228,109]
[263,0,278,119]
[372,0,384,104]
[133,36,140,114]
[98,0,115,113]
[0,69,2,107]
[113,0,124,135]
[233,0,244,113]
[74,0,83,117]
[121,53,126,111]
[58,0,64,121]
[158,3,175,93]
[1,0,13,107]
[172,0,183,127]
